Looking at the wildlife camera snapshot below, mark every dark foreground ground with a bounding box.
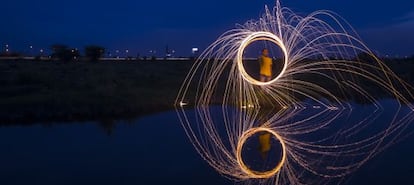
[0,58,413,125]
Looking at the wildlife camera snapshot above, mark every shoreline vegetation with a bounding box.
[0,57,413,125]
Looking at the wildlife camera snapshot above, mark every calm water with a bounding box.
[0,100,413,185]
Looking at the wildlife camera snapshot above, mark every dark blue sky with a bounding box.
[1,0,414,57]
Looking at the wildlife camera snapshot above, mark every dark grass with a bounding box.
[0,60,193,124]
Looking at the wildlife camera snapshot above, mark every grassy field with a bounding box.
[0,60,193,124]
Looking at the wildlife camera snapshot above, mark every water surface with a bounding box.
[0,100,413,185]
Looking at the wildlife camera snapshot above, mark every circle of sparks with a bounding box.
[237,31,288,85]
[176,1,414,184]
[236,127,287,179]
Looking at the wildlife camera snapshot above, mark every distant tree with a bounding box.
[51,44,79,62]
[355,52,377,63]
[85,45,105,62]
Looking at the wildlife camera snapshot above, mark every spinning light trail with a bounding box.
[176,1,414,184]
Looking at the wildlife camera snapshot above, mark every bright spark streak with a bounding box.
[175,1,414,184]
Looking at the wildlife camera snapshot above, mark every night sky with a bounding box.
[1,0,414,57]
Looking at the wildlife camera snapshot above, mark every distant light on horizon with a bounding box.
[192,47,198,54]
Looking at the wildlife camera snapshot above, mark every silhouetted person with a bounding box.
[259,48,273,82]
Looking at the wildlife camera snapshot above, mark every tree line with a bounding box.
[51,44,105,62]
[0,44,105,62]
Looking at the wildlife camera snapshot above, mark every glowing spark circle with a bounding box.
[175,1,414,184]
[236,31,288,86]
[236,127,287,179]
